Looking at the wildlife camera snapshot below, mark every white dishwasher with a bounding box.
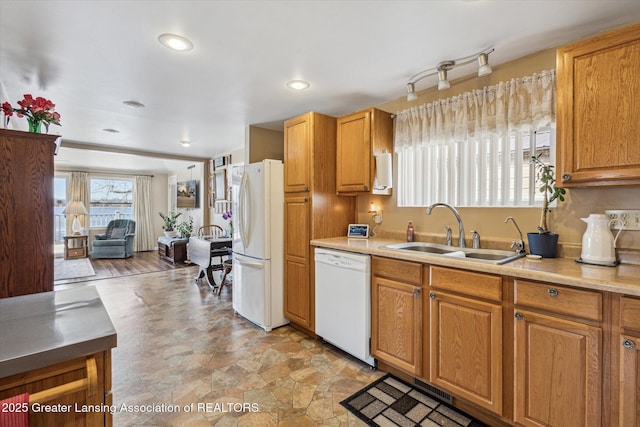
[315,248,375,367]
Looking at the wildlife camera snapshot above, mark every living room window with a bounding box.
[89,177,134,228]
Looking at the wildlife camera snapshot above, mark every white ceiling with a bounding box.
[2,1,640,172]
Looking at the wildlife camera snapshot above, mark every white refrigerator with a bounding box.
[231,159,288,331]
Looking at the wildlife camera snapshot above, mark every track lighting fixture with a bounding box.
[405,48,494,101]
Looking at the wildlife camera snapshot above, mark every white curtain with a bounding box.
[394,70,556,207]
[133,175,156,252]
[66,171,89,234]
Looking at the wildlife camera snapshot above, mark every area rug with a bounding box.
[341,374,487,427]
[54,257,96,281]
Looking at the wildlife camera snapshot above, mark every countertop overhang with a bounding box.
[311,237,640,297]
[0,286,117,378]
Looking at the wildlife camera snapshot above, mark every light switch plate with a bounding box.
[605,210,640,230]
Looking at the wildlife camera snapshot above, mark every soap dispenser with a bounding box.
[407,221,414,242]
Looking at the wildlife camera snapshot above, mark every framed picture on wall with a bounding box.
[177,180,199,208]
[214,156,226,169]
[214,169,227,201]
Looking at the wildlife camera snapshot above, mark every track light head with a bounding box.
[437,70,450,91]
[406,82,417,102]
[477,52,492,77]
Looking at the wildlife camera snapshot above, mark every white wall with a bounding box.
[167,161,206,234]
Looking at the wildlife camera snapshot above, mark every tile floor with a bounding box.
[93,267,383,426]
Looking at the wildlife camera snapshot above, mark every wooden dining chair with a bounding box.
[197,224,225,238]
[195,225,232,293]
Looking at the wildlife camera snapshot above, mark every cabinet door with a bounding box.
[514,309,602,427]
[284,114,311,193]
[371,275,422,376]
[336,110,371,192]
[283,196,312,328]
[557,24,640,186]
[429,291,502,415]
[619,335,640,427]
[0,130,56,298]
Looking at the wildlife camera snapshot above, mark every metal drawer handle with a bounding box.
[548,288,558,297]
[562,174,572,181]
[515,312,523,320]
[413,288,421,296]
[622,339,636,350]
[429,292,436,300]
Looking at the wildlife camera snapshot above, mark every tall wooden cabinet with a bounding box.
[0,129,57,298]
[283,112,355,332]
[557,23,640,187]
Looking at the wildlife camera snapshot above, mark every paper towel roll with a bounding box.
[375,152,392,189]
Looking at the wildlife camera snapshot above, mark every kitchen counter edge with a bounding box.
[311,237,640,297]
[0,286,117,378]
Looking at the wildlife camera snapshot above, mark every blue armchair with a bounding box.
[92,219,136,259]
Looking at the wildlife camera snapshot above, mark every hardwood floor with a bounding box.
[54,251,195,289]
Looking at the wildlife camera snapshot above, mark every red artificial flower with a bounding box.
[1,94,61,132]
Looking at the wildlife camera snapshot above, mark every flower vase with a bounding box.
[28,119,42,133]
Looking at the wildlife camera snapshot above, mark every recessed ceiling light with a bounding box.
[102,128,120,133]
[286,80,310,90]
[123,100,145,108]
[180,140,191,147]
[158,33,194,52]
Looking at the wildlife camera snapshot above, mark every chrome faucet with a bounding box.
[426,203,466,248]
[444,225,452,246]
[504,216,526,254]
[471,230,481,249]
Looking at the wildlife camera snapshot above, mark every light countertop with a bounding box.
[0,286,117,378]
[311,237,640,297]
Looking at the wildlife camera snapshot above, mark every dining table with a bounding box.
[189,236,232,293]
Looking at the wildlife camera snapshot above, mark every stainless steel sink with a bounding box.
[381,242,525,265]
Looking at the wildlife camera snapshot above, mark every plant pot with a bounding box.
[164,230,178,238]
[527,232,559,258]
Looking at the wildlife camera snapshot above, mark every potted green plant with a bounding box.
[176,216,194,238]
[159,211,182,238]
[527,156,567,257]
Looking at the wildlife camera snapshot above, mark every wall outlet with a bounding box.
[373,210,383,224]
[605,210,640,230]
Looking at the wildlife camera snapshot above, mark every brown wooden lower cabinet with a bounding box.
[430,290,503,416]
[513,309,602,427]
[618,295,640,427]
[283,195,312,329]
[371,275,422,376]
[0,351,112,426]
[369,256,640,427]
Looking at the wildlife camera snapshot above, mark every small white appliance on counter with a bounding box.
[578,213,623,266]
[231,160,288,331]
[315,248,375,367]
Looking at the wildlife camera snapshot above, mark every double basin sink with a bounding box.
[381,241,526,265]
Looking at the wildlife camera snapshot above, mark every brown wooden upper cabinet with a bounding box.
[556,23,640,187]
[336,108,393,194]
[284,114,311,193]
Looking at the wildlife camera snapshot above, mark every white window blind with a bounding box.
[394,70,556,208]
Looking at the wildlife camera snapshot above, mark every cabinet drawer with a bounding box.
[373,256,422,285]
[67,248,85,257]
[514,279,602,322]
[430,266,502,302]
[621,296,640,330]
